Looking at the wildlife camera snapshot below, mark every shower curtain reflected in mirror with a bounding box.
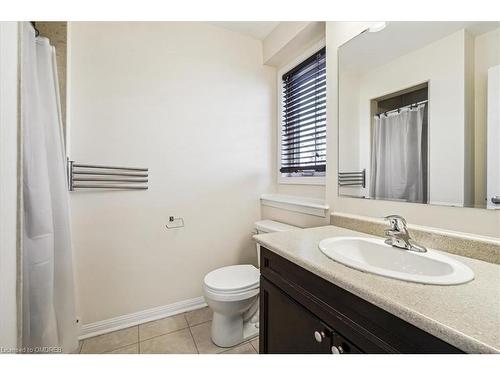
[21,22,78,353]
[370,104,427,203]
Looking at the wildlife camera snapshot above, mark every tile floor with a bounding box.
[78,307,259,354]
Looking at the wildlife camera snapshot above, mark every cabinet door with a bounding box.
[261,277,333,353]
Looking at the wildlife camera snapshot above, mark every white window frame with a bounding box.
[277,38,326,185]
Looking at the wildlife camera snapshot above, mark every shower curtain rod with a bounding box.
[375,99,428,117]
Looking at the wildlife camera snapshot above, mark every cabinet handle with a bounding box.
[314,331,325,343]
[331,345,345,354]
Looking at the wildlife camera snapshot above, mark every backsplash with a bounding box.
[331,213,500,264]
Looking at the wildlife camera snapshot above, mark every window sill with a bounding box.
[278,176,326,186]
[260,194,329,217]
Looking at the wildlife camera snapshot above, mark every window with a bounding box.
[280,47,326,181]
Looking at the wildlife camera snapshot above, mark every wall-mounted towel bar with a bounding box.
[338,169,366,188]
[67,160,149,191]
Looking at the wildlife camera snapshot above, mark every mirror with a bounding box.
[338,21,500,209]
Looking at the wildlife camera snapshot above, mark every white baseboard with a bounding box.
[79,296,207,340]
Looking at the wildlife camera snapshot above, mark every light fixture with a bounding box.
[368,22,387,33]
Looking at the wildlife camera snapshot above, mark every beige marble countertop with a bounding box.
[254,225,500,353]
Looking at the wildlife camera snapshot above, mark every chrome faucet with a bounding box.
[383,215,427,253]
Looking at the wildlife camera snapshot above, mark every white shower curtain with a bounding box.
[370,104,425,203]
[21,22,78,353]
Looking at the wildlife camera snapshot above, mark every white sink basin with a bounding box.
[318,237,474,285]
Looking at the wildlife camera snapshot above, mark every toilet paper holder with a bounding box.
[166,216,184,229]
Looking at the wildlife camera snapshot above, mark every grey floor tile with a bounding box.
[80,326,138,354]
[139,328,197,354]
[250,338,259,353]
[185,307,212,327]
[139,313,188,341]
[220,343,257,354]
[105,343,139,354]
[189,321,225,354]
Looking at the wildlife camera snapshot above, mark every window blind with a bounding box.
[280,47,326,174]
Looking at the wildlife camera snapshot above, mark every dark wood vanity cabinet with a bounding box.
[262,277,361,354]
[259,247,463,354]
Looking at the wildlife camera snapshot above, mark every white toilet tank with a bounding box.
[253,220,300,267]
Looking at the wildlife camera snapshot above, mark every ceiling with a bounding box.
[207,21,280,40]
[340,21,500,74]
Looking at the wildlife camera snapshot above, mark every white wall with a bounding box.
[0,21,19,350]
[464,30,475,207]
[326,22,500,238]
[474,27,500,207]
[69,22,275,324]
[261,205,328,228]
[263,22,325,67]
[339,30,471,206]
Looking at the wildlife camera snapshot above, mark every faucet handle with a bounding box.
[384,215,407,231]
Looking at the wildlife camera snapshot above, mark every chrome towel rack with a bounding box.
[67,160,149,191]
[338,169,365,188]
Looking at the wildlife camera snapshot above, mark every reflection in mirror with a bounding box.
[338,21,500,209]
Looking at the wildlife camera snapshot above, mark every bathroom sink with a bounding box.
[318,237,474,285]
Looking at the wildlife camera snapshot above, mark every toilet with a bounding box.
[203,220,299,347]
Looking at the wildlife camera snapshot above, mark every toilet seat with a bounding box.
[204,265,259,301]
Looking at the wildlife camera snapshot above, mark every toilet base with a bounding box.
[242,320,259,342]
[211,310,259,348]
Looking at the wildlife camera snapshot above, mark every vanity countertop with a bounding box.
[254,225,500,353]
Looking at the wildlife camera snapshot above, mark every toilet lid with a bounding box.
[204,265,259,293]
